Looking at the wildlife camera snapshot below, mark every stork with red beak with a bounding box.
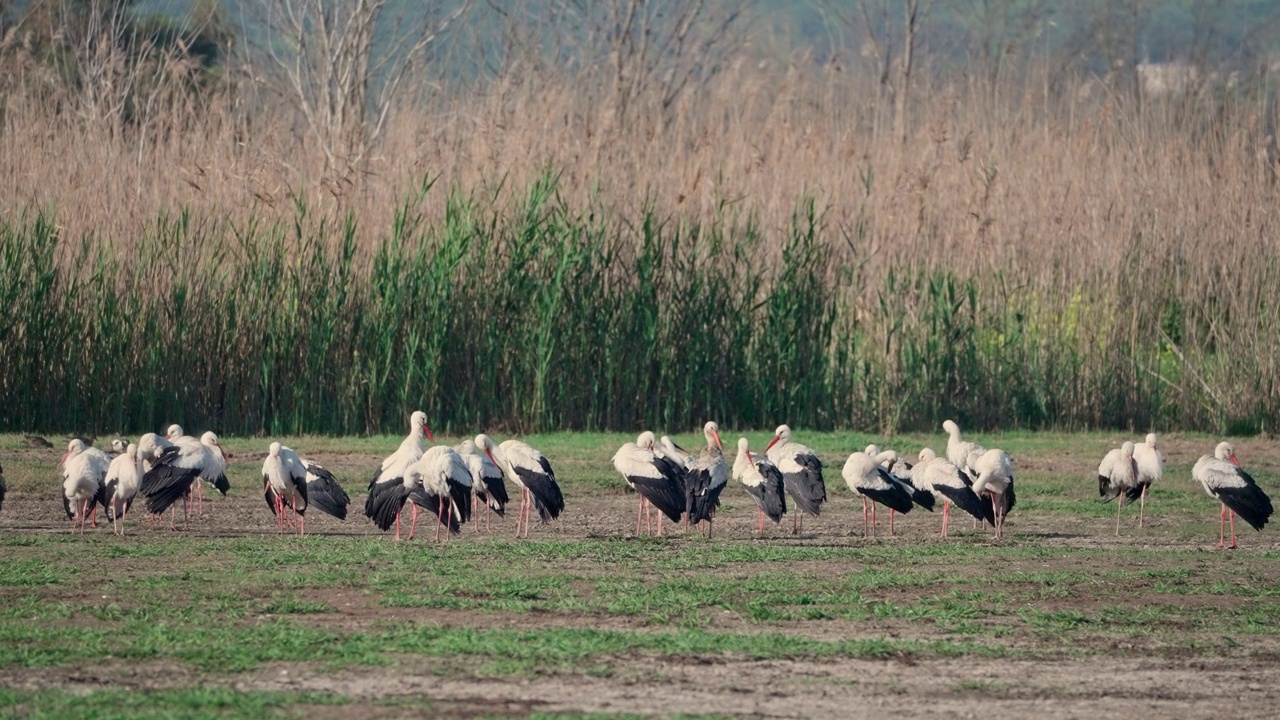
[764,424,826,534]
[1193,442,1273,549]
[475,434,564,538]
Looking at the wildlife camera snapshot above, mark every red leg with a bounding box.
[636,495,644,536]
[410,502,420,541]
[1230,510,1238,549]
[1138,485,1147,528]
[1115,491,1123,536]
[862,497,868,537]
[658,514,664,537]
[1219,503,1227,548]
[436,499,445,543]
[758,506,764,533]
[871,503,877,538]
[299,513,305,537]
[889,508,895,537]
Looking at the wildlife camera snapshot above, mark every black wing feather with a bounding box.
[515,462,565,523]
[306,465,350,520]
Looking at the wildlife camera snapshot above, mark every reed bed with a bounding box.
[2,23,1280,435]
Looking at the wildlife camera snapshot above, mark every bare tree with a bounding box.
[255,0,471,172]
[550,0,751,130]
[822,0,937,145]
[960,0,1053,87]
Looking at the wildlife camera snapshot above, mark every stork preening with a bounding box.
[476,434,564,538]
[659,436,693,468]
[733,438,786,533]
[139,431,228,527]
[457,439,507,532]
[843,449,930,537]
[61,439,110,533]
[913,449,993,538]
[262,443,308,536]
[765,425,826,534]
[865,445,932,535]
[612,431,686,537]
[1193,442,1273,549]
[365,411,433,527]
[943,420,986,475]
[1129,433,1164,527]
[970,449,1016,540]
[103,443,142,536]
[408,446,473,542]
[1098,442,1138,536]
[684,422,728,537]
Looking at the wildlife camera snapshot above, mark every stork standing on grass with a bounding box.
[912,449,993,538]
[262,442,309,536]
[843,448,920,538]
[1098,442,1139,536]
[139,432,228,528]
[405,446,473,542]
[61,439,110,532]
[104,442,142,536]
[865,445,932,534]
[1129,433,1164,527]
[476,434,564,538]
[1193,442,1273,549]
[457,439,507,532]
[365,411,433,530]
[764,425,826,534]
[970,449,1016,540]
[733,438,787,533]
[612,431,686,536]
[684,422,728,537]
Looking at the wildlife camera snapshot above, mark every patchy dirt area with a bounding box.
[4,431,1280,718]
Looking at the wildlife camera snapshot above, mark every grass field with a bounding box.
[3,430,1280,719]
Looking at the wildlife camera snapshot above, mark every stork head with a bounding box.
[475,433,499,467]
[703,421,721,451]
[202,432,226,462]
[765,424,790,452]
[166,424,183,440]
[1145,432,1158,447]
[637,431,657,450]
[268,441,282,458]
[918,447,937,462]
[1120,441,1135,459]
[865,444,880,455]
[126,443,138,460]
[943,419,960,437]
[410,411,434,443]
[1215,441,1237,466]
[61,438,86,466]
[736,436,750,457]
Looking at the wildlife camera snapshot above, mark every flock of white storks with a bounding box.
[3,413,1267,548]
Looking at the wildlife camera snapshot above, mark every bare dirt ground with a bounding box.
[4,434,1280,718]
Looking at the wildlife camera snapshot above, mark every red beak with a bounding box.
[746,450,754,463]
[713,431,722,451]
[765,436,780,452]
[424,424,435,443]
[59,452,69,466]
[484,449,499,467]
[1230,454,1240,467]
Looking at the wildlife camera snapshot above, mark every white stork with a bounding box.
[1193,442,1273,549]
[733,437,786,533]
[61,439,110,532]
[407,446,474,542]
[365,410,433,527]
[612,431,686,537]
[476,434,564,538]
[262,442,308,536]
[659,436,693,468]
[912,448,993,537]
[864,444,933,534]
[943,420,986,476]
[104,442,142,536]
[970,448,1016,539]
[457,439,508,532]
[1098,441,1138,536]
[765,424,826,534]
[843,449,917,538]
[684,422,728,537]
[1130,433,1164,527]
[139,431,227,527]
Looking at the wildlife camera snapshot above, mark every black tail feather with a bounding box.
[368,484,411,532]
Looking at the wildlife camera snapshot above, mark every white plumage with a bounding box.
[1131,432,1164,527]
[659,436,693,468]
[139,431,228,524]
[476,434,564,538]
[613,431,685,536]
[912,448,994,537]
[970,448,1016,539]
[843,449,918,537]
[262,442,308,535]
[765,424,826,533]
[404,445,474,542]
[1192,442,1273,548]
[733,437,786,531]
[1097,441,1138,536]
[61,439,110,533]
[457,439,508,531]
[683,422,728,536]
[365,411,433,528]
[943,419,986,477]
[103,442,142,536]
